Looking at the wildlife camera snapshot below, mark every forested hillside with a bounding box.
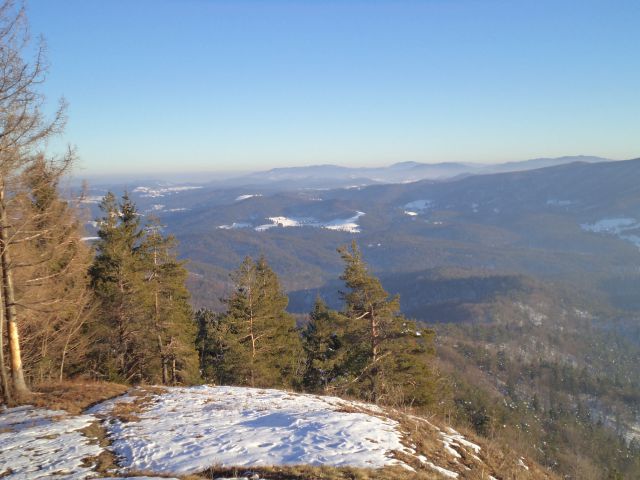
[0,1,638,479]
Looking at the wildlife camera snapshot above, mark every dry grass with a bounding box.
[29,380,129,414]
[200,464,439,480]
[110,385,166,423]
[386,408,560,480]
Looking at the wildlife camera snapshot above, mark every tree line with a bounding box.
[0,0,437,410]
[196,242,437,408]
[1,176,438,409]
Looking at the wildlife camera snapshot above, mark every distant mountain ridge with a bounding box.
[212,155,615,189]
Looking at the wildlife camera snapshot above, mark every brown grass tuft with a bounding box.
[29,380,128,414]
[201,464,439,480]
[110,386,166,423]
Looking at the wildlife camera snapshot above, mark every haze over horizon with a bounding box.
[29,0,640,175]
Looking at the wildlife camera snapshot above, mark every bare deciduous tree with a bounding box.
[0,0,70,401]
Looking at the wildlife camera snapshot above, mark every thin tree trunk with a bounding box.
[0,185,29,398]
[153,248,167,385]
[370,307,378,402]
[248,287,256,388]
[0,258,12,405]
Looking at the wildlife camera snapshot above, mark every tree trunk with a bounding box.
[0,260,12,405]
[370,307,379,402]
[0,185,29,398]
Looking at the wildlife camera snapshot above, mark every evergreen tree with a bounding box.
[194,308,228,383]
[89,195,200,385]
[141,219,199,385]
[338,241,436,407]
[89,192,149,383]
[220,256,302,388]
[301,297,347,392]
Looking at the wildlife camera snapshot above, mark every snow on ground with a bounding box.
[218,222,252,230]
[441,427,481,462]
[403,199,433,213]
[323,211,366,233]
[253,212,365,233]
[133,186,203,198]
[581,217,640,249]
[90,385,412,475]
[0,405,101,479]
[235,194,263,202]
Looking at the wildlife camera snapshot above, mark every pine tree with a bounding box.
[301,297,347,392]
[89,192,149,383]
[220,256,302,388]
[89,195,200,385]
[194,308,228,383]
[338,241,436,407]
[141,219,199,385]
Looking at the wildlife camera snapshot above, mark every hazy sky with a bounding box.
[28,0,640,175]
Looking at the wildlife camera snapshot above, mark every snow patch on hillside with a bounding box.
[235,194,263,202]
[0,405,101,479]
[581,217,640,249]
[133,186,202,198]
[404,199,433,213]
[254,212,365,233]
[218,222,252,230]
[90,386,411,475]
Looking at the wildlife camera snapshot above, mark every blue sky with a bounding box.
[28,0,640,175]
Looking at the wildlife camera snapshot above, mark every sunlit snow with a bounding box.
[254,212,365,233]
[0,405,101,479]
[235,194,263,202]
[133,186,203,198]
[90,385,411,475]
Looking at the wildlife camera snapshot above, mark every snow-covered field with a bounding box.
[132,186,203,198]
[403,199,433,216]
[581,217,640,249]
[0,385,524,479]
[0,405,101,479]
[89,386,411,475]
[219,211,366,233]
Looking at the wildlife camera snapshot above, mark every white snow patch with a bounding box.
[81,236,100,242]
[254,212,365,234]
[323,211,365,233]
[439,427,482,462]
[426,461,459,478]
[235,194,263,202]
[218,222,252,230]
[581,217,640,249]
[0,405,101,479]
[518,457,529,470]
[90,385,411,475]
[404,211,418,216]
[133,186,202,198]
[403,200,433,213]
